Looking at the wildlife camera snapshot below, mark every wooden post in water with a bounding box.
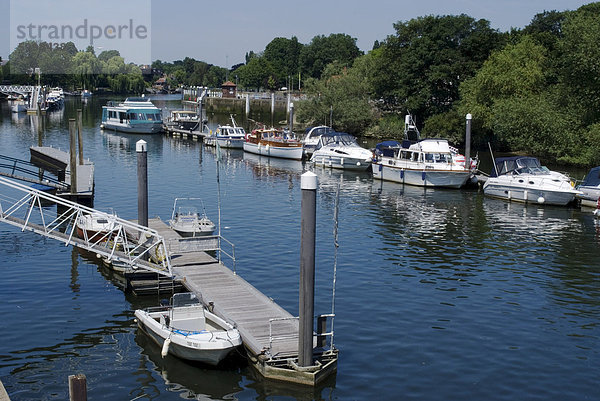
[299,171,317,367]
[68,373,87,401]
[77,109,84,165]
[465,113,472,170]
[69,119,77,194]
[137,140,148,228]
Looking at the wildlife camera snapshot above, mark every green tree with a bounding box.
[234,57,274,90]
[374,14,503,123]
[299,33,362,79]
[263,36,303,87]
[98,50,121,62]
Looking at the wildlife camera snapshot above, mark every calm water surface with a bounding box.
[0,96,598,400]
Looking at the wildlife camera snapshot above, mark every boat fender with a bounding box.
[537,196,545,204]
[161,337,171,358]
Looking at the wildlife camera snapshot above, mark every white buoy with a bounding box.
[161,337,171,358]
[537,196,545,204]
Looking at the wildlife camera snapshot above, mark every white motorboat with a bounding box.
[576,166,600,209]
[165,110,202,131]
[101,97,163,134]
[169,198,215,237]
[372,115,472,188]
[135,292,242,365]
[243,128,304,160]
[204,115,245,148]
[302,126,333,157]
[11,100,27,113]
[310,132,372,170]
[76,211,118,242]
[483,156,581,206]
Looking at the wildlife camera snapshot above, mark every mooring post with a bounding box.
[465,113,472,170]
[299,171,317,367]
[77,109,84,165]
[68,373,87,401]
[137,140,148,228]
[245,93,250,116]
[69,119,77,194]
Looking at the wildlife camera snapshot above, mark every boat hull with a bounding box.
[135,309,241,365]
[483,181,579,206]
[204,137,244,149]
[101,122,163,134]
[372,162,470,188]
[243,142,303,160]
[312,154,371,170]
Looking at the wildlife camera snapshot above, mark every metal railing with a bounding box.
[267,313,335,360]
[0,175,173,276]
[0,154,69,190]
[165,233,236,272]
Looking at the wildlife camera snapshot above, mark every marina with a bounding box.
[0,95,598,400]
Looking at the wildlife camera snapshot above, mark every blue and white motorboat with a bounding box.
[483,156,581,206]
[204,115,246,148]
[101,97,163,134]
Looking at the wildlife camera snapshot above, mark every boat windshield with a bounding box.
[492,156,549,177]
[172,293,201,308]
[176,206,198,218]
[318,133,357,148]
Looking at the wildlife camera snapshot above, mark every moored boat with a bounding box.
[165,110,202,131]
[168,198,215,237]
[310,131,372,170]
[101,97,163,134]
[134,292,242,365]
[243,128,304,160]
[76,211,118,242]
[204,115,245,148]
[302,125,333,157]
[576,166,600,208]
[483,156,581,206]
[372,115,472,187]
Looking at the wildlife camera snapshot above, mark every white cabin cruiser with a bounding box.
[483,156,581,206]
[576,166,600,209]
[135,292,242,365]
[204,115,245,148]
[372,115,472,188]
[169,198,215,237]
[302,126,333,157]
[310,132,372,171]
[75,211,118,242]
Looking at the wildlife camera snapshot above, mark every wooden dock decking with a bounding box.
[147,218,337,385]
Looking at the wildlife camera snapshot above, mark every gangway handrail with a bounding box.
[0,156,69,190]
[0,175,172,276]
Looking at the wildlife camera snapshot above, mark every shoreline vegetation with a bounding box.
[2,3,600,167]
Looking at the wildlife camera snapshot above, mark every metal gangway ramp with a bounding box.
[0,176,172,276]
[0,154,69,191]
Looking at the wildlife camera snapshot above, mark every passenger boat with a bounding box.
[134,292,242,365]
[46,87,64,110]
[165,110,202,131]
[576,166,600,208]
[204,115,245,148]
[169,198,215,237]
[243,128,304,160]
[372,115,472,188]
[302,126,333,157]
[100,97,163,134]
[310,132,372,170]
[483,156,581,206]
[75,211,118,242]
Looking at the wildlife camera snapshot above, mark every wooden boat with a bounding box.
[243,128,304,160]
[169,198,215,237]
[134,292,242,365]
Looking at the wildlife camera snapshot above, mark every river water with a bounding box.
[0,95,598,400]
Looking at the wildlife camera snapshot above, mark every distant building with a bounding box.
[221,81,237,98]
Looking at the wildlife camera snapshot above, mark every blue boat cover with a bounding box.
[582,166,600,186]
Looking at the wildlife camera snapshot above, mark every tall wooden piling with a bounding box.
[465,113,472,170]
[68,374,87,401]
[137,140,148,227]
[77,109,84,165]
[69,119,77,193]
[299,171,317,367]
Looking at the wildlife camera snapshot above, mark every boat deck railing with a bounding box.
[166,233,236,272]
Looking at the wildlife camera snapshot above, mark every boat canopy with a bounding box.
[304,126,333,138]
[490,156,548,177]
[375,141,401,157]
[581,166,600,187]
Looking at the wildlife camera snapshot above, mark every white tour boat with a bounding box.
[483,156,581,206]
[135,292,242,365]
[310,131,372,170]
[243,128,304,160]
[101,97,163,134]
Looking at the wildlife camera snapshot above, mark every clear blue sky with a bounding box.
[0,0,594,67]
